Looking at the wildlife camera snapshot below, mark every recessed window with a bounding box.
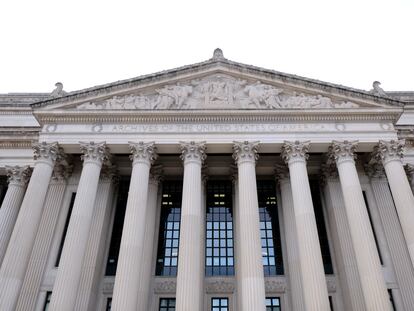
[43,291,52,311]
[265,297,281,311]
[159,298,176,311]
[257,180,284,276]
[206,181,234,276]
[55,192,76,266]
[211,297,228,311]
[156,181,183,276]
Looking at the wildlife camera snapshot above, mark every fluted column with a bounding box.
[49,142,110,311]
[321,165,366,311]
[372,140,414,267]
[111,142,157,311]
[0,142,61,311]
[74,165,118,310]
[16,162,72,311]
[281,141,330,311]
[0,165,31,264]
[136,166,162,311]
[328,140,389,310]
[233,141,265,311]
[176,141,206,311]
[275,164,305,311]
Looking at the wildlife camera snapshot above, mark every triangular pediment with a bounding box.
[32,53,404,112]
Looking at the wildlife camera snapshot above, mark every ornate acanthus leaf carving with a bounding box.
[274,163,289,181]
[232,141,260,164]
[79,141,111,165]
[364,162,386,179]
[265,278,287,292]
[327,140,358,164]
[205,279,235,293]
[180,141,207,164]
[5,165,31,186]
[320,163,339,186]
[33,141,61,163]
[129,141,158,165]
[100,164,119,183]
[149,165,163,184]
[405,164,414,183]
[372,140,405,164]
[281,140,310,164]
[75,75,360,111]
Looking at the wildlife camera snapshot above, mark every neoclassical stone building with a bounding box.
[0,49,414,311]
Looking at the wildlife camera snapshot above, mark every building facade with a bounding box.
[0,49,414,311]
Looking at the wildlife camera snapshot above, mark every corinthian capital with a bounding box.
[327,140,358,164]
[5,165,31,186]
[372,139,405,164]
[80,141,110,165]
[281,140,310,164]
[33,142,61,164]
[129,141,158,166]
[232,141,260,164]
[180,141,207,164]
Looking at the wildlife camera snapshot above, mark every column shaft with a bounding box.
[111,142,156,311]
[74,172,116,310]
[331,141,390,310]
[323,177,365,310]
[16,178,68,311]
[176,141,205,311]
[0,142,60,311]
[233,141,266,311]
[278,176,306,311]
[136,172,161,311]
[282,141,330,311]
[49,142,108,311]
[0,166,30,264]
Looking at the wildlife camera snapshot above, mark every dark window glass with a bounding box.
[310,180,333,274]
[206,180,234,276]
[159,298,176,311]
[105,178,130,275]
[55,192,76,266]
[156,181,183,276]
[211,298,228,311]
[0,175,7,206]
[257,180,284,276]
[362,191,383,265]
[265,297,281,311]
[388,289,396,311]
[43,291,52,311]
[106,297,112,311]
[329,296,334,311]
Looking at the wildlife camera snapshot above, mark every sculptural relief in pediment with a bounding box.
[76,75,359,110]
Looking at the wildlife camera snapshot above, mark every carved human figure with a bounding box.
[50,82,67,97]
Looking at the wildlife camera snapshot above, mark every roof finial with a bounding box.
[212,48,224,60]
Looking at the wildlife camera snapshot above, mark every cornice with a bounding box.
[30,59,405,109]
[33,108,401,124]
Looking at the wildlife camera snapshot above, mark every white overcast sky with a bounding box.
[0,0,413,93]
